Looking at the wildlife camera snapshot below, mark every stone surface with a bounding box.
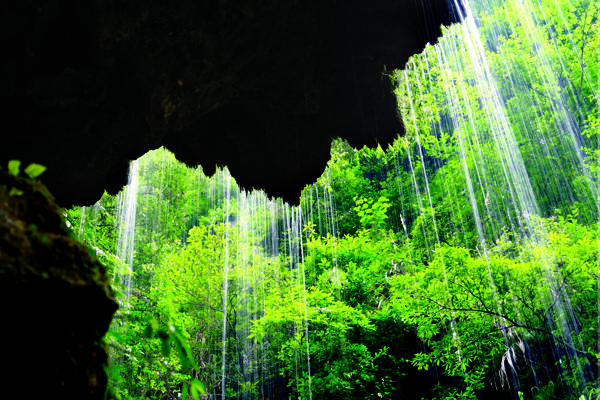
[0,167,118,399]
[2,0,462,207]
[0,2,463,397]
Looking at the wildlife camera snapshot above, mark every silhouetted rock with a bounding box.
[2,0,462,207]
[0,167,118,399]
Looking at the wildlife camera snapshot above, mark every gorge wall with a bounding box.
[2,0,462,207]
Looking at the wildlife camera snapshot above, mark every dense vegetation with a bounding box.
[67,0,598,398]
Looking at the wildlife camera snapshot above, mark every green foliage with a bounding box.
[9,187,24,197]
[7,160,46,179]
[353,195,391,230]
[24,163,46,179]
[389,216,598,398]
[5,160,46,196]
[8,160,20,176]
[67,0,598,398]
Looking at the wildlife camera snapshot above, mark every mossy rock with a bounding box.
[0,167,118,399]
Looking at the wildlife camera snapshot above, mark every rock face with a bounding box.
[2,0,462,207]
[0,1,462,397]
[0,167,118,399]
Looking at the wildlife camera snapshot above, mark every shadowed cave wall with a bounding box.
[0,0,462,398]
[3,0,462,207]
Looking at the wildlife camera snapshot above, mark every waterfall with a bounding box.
[107,159,139,390]
[221,170,231,400]
[115,159,139,305]
[396,0,597,395]
[67,0,596,397]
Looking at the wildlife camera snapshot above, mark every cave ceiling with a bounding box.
[2,0,462,207]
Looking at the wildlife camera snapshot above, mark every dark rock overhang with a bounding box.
[2,0,463,207]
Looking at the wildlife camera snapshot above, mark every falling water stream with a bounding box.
[67,0,598,397]
[107,157,316,398]
[396,0,597,396]
[115,160,140,305]
[221,172,231,400]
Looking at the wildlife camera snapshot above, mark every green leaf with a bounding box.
[8,160,20,176]
[9,187,24,196]
[191,379,206,398]
[24,163,46,179]
[173,335,190,370]
[143,324,154,339]
[105,329,125,343]
[160,337,171,357]
[173,335,189,370]
[182,382,189,400]
[173,331,198,370]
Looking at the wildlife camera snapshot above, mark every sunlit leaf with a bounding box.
[9,187,23,196]
[173,331,198,370]
[8,160,20,176]
[182,382,189,400]
[24,163,46,179]
[191,379,206,398]
[173,334,190,370]
[105,329,125,343]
